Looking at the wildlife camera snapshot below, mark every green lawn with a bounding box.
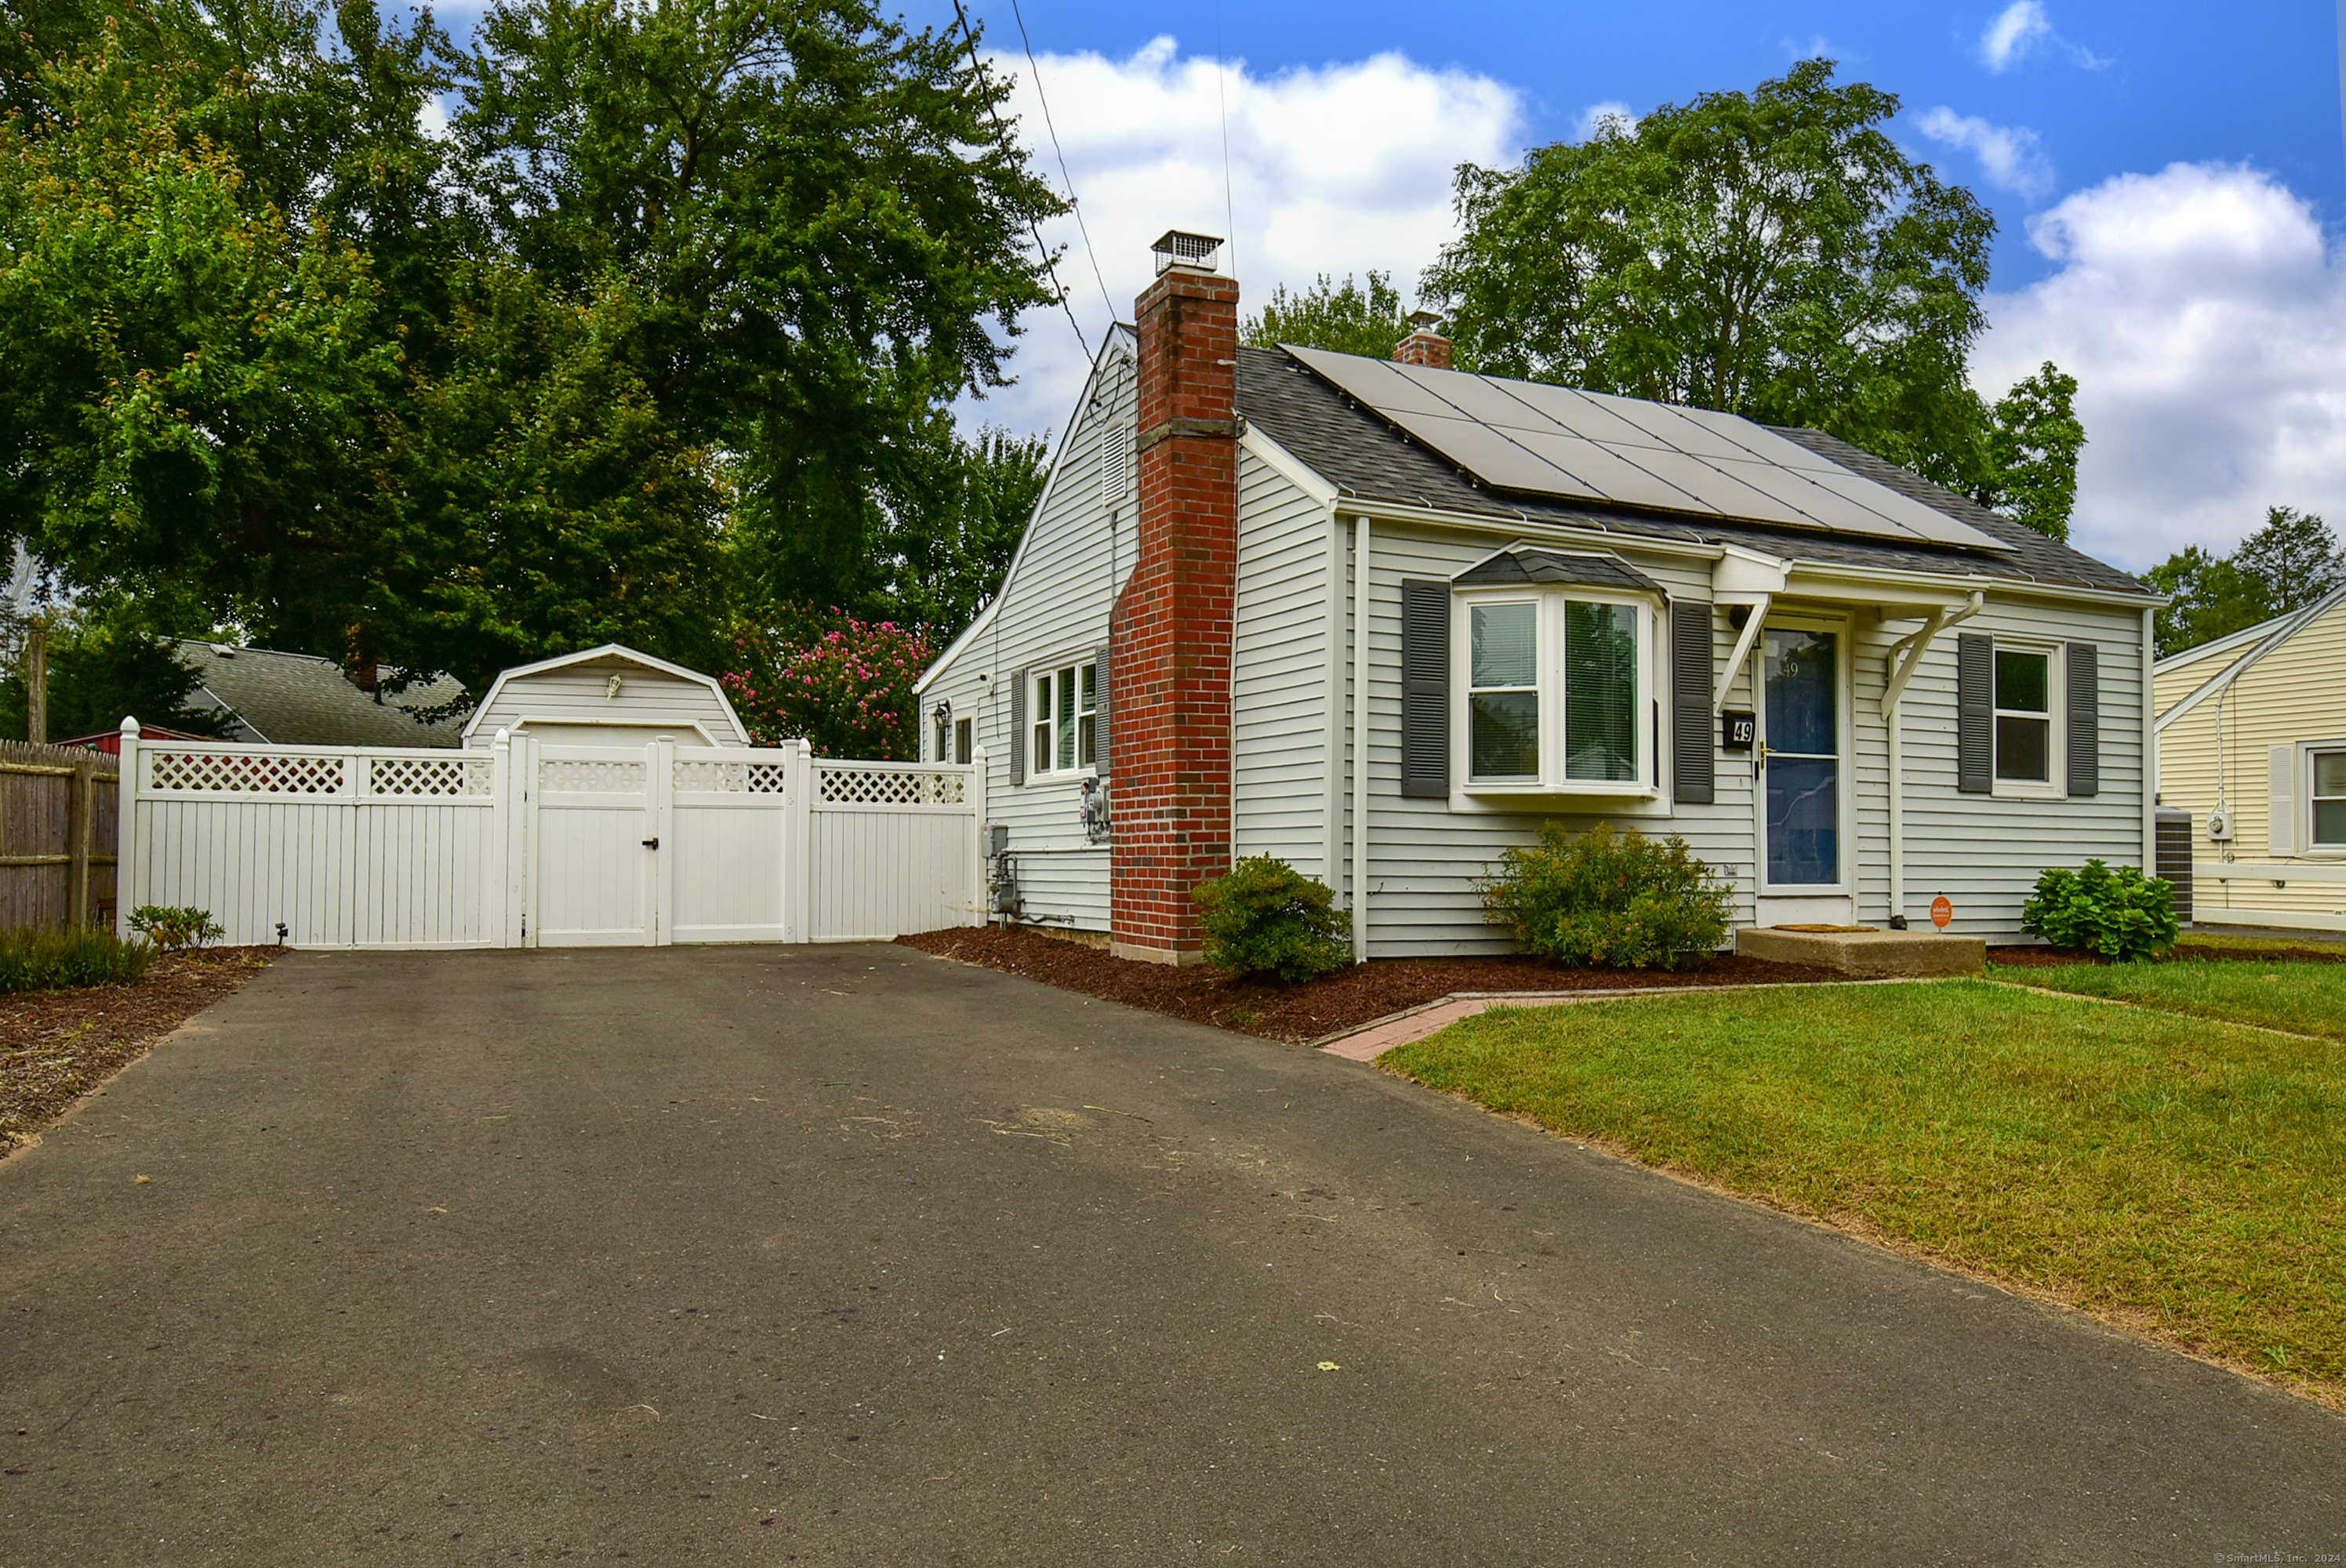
[1996,958,2346,1042]
[2176,930,2346,957]
[1385,980,2346,1405]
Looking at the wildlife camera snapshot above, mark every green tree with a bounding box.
[1970,361,2085,541]
[1424,60,1994,487]
[1241,270,1413,358]
[863,422,1044,643]
[458,0,1064,619]
[2143,507,2341,656]
[2232,506,2342,612]
[0,31,401,666]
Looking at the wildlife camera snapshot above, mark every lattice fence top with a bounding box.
[369,755,492,797]
[674,759,788,795]
[539,757,646,793]
[816,766,967,806]
[148,749,347,796]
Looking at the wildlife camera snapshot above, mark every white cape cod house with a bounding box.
[917,233,2159,963]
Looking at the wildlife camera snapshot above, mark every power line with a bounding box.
[949,0,1091,361]
[1006,0,1114,328]
[1214,0,1236,281]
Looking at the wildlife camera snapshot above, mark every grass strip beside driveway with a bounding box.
[1999,957,2346,1042]
[1384,979,2346,1406]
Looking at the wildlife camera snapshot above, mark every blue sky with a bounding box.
[921,0,2344,296]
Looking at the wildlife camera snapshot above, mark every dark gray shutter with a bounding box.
[1400,579,1449,798]
[1956,633,1992,794]
[1008,667,1028,786]
[1671,601,1714,804]
[2065,641,2099,797]
[1093,644,1111,774]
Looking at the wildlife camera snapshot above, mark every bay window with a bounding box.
[1458,588,1655,793]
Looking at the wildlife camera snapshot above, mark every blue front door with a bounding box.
[1763,627,1839,887]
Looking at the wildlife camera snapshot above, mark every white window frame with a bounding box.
[1990,637,2065,800]
[1028,662,1098,782]
[2306,743,2346,853]
[1450,584,1660,798]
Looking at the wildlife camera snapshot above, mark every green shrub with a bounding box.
[129,906,223,950]
[0,927,155,993]
[1192,857,1353,982]
[1478,822,1733,970]
[2021,860,2179,961]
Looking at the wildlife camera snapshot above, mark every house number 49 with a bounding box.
[1720,710,1756,751]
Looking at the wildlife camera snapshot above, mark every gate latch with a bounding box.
[641,837,660,850]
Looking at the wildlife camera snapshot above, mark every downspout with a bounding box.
[1351,513,1372,963]
[1323,509,1346,891]
[1881,591,1983,926]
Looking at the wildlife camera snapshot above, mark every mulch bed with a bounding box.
[896,924,1839,1044]
[1988,943,2346,968]
[0,946,277,1154]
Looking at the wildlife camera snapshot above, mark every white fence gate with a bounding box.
[115,724,986,950]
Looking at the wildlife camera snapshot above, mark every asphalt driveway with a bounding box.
[2,943,2339,1565]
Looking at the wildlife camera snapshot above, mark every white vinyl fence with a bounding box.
[115,723,986,949]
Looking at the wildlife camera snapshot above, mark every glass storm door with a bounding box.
[1762,626,1840,887]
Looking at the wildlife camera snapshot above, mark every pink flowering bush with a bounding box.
[721,610,935,760]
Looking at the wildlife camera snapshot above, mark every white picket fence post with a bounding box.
[115,717,141,938]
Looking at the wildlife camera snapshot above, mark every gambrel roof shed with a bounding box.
[462,644,750,749]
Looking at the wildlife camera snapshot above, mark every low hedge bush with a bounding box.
[2021,859,2178,961]
[1479,822,1732,970]
[1192,857,1352,982]
[0,927,156,994]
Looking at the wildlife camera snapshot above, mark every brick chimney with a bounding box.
[1393,310,1451,371]
[1106,232,1240,965]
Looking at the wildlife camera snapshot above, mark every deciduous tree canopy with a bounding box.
[2145,507,2341,656]
[1421,60,2085,540]
[0,0,1059,723]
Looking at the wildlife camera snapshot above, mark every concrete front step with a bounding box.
[1736,924,1985,977]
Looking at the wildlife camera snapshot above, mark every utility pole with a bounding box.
[24,622,46,745]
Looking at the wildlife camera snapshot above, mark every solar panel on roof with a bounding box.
[1377,409,1586,496]
[1502,430,1710,514]
[1280,344,2014,553]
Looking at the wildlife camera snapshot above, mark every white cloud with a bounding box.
[967,37,1523,439]
[1980,2,2051,70]
[1976,162,2346,568]
[1977,2,2108,72]
[1916,107,2054,198]
[1571,100,1636,142]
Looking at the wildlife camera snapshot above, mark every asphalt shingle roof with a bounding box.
[178,641,465,748]
[1235,346,2148,598]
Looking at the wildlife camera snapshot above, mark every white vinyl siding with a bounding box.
[1231,450,1336,884]
[2155,592,2346,926]
[1325,522,2148,955]
[914,333,1138,929]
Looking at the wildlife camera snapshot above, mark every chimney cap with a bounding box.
[1150,230,1224,274]
[1407,310,1447,333]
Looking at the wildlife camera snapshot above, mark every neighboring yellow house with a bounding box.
[2153,586,2346,929]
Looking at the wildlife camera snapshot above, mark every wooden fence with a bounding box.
[0,738,119,932]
